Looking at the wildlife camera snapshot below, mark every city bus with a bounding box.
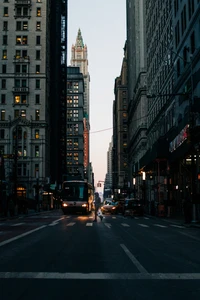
[61,180,94,214]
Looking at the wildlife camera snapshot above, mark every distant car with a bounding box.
[124,198,144,216]
[101,199,119,214]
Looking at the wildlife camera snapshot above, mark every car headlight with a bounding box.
[82,204,87,207]
[112,207,116,210]
[62,203,68,207]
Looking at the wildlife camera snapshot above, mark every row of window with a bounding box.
[2,35,41,45]
[0,129,40,140]
[1,94,41,105]
[1,79,42,89]
[3,7,42,18]
[2,49,42,60]
[3,20,42,31]
[0,109,40,121]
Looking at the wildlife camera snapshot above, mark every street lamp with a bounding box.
[133,177,136,198]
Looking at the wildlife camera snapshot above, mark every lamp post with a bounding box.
[142,171,146,206]
[133,177,136,198]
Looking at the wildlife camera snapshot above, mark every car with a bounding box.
[101,199,119,214]
[124,198,144,216]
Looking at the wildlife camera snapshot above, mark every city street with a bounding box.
[0,210,200,299]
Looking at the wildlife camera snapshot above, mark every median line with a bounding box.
[0,225,47,247]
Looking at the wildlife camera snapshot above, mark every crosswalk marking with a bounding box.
[66,222,76,226]
[112,217,116,219]
[170,224,185,229]
[12,223,24,227]
[121,223,130,227]
[86,223,93,226]
[144,217,149,220]
[138,224,149,227]
[104,223,111,229]
[134,217,139,220]
[154,224,167,228]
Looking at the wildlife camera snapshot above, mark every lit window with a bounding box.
[36,8,41,17]
[35,110,40,120]
[15,96,20,104]
[1,110,5,121]
[2,50,7,59]
[35,130,39,139]
[4,7,8,17]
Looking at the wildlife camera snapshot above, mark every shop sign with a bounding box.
[169,124,189,152]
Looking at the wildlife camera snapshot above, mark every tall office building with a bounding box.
[70,29,90,179]
[0,0,67,210]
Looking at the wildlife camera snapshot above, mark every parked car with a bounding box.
[124,198,144,216]
[101,199,119,214]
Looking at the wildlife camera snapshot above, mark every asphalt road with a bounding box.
[0,210,200,300]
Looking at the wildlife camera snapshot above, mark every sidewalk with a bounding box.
[0,208,50,221]
[146,213,200,228]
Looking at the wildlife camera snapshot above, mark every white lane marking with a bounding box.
[134,217,139,220]
[170,225,185,229]
[144,217,149,220]
[0,225,47,248]
[0,272,200,280]
[86,223,93,226]
[65,216,71,219]
[120,244,148,274]
[121,223,130,227]
[154,224,167,228]
[138,224,149,227]
[112,217,116,219]
[66,222,76,226]
[104,223,111,229]
[11,223,25,227]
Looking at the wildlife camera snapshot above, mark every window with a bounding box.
[23,21,28,30]
[3,21,8,31]
[2,50,7,59]
[22,79,27,87]
[36,50,40,60]
[35,130,39,139]
[35,145,39,157]
[2,65,6,74]
[22,65,27,73]
[1,110,5,121]
[14,110,20,118]
[36,65,40,73]
[23,7,28,17]
[35,94,40,104]
[35,110,40,120]
[0,129,5,139]
[1,94,6,104]
[21,110,26,118]
[36,80,40,89]
[188,0,195,20]
[14,95,27,104]
[36,8,41,17]
[16,21,21,30]
[4,7,8,17]
[36,36,41,45]
[17,163,27,176]
[1,79,6,89]
[36,21,41,30]
[3,35,7,45]
[16,36,28,45]
[181,5,187,35]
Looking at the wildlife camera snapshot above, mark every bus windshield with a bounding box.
[61,182,85,201]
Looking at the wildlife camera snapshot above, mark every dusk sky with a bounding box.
[67,1,126,190]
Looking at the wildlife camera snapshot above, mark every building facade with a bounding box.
[0,0,67,212]
[70,29,90,180]
[66,67,84,180]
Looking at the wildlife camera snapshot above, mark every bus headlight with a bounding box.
[82,204,87,207]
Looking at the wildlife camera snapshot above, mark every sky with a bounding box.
[67,0,126,190]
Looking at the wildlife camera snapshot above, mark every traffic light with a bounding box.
[97,183,101,187]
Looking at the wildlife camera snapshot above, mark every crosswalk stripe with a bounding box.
[104,223,111,229]
[86,223,93,226]
[12,223,24,227]
[154,224,167,228]
[144,217,149,220]
[112,217,116,219]
[138,224,149,227]
[170,224,185,229]
[121,223,130,227]
[66,222,76,226]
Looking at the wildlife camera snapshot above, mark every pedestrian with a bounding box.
[94,192,101,222]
